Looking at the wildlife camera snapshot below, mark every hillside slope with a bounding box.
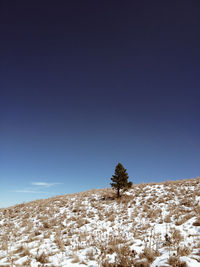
[0,178,200,266]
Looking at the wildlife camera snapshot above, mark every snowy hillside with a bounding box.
[0,178,200,267]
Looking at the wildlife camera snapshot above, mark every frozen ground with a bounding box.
[0,177,200,266]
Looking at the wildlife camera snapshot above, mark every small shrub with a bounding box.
[99,244,136,267]
[100,259,115,267]
[175,214,193,226]
[193,217,200,226]
[168,255,187,267]
[36,252,49,264]
[54,235,65,251]
[43,221,50,229]
[134,260,150,267]
[85,249,95,260]
[141,247,156,263]
[71,254,80,263]
[1,240,8,251]
[164,215,172,223]
[171,229,184,246]
[177,245,192,256]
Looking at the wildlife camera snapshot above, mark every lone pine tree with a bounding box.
[110,163,132,197]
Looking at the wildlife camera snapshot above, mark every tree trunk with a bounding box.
[117,187,120,198]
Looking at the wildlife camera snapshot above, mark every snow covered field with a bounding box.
[0,178,200,266]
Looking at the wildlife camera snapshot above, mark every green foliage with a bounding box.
[110,163,132,197]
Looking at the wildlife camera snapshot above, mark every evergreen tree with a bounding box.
[110,163,132,197]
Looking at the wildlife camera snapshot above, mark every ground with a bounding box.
[0,178,200,266]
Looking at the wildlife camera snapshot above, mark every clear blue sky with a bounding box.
[1,1,200,208]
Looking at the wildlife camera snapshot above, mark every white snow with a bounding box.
[0,178,200,266]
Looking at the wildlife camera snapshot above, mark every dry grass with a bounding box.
[140,247,158,263]
[0,177,200,266]
[177,245,192,256]
[168,255,187,267]
[35,251,49,263]
[193,217,200,226]
[71,254,80,263]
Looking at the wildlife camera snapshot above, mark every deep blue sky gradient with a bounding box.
[0,1,200,207]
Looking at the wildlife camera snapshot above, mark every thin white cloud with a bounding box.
[10,181,61,195]
[31,182,61,188]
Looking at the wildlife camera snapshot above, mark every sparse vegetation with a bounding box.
[0,177,200,266]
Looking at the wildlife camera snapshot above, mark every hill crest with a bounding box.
[0,177,200,266]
